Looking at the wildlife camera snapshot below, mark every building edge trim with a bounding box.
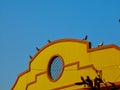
[11,38,120,90]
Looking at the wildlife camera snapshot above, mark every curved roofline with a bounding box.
[29,38,91,65]
[11,38,120,90]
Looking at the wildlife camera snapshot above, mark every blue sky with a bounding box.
[0,0,120,90]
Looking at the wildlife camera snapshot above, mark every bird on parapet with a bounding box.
[36,47,39,51]
[98,42,104,47]
[48,40,51,43]
[29,55,33,59]
[82,35,88,40]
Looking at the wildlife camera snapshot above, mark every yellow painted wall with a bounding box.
[11,39,120,90]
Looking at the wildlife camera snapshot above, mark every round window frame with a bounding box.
[47,55,64,82]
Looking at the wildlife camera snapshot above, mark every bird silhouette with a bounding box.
[29,55,33,59]
[82,35,88,40]
[48,40,51,43]
[98,42,104,47]
[36,47,39,51]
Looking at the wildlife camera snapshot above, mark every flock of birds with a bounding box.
[29,35,104,59]
[82,35,104,47]
[29,19,120,59]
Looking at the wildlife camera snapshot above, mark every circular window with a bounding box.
[48,56,64,81]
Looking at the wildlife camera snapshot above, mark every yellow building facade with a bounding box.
[11,38,120,90]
